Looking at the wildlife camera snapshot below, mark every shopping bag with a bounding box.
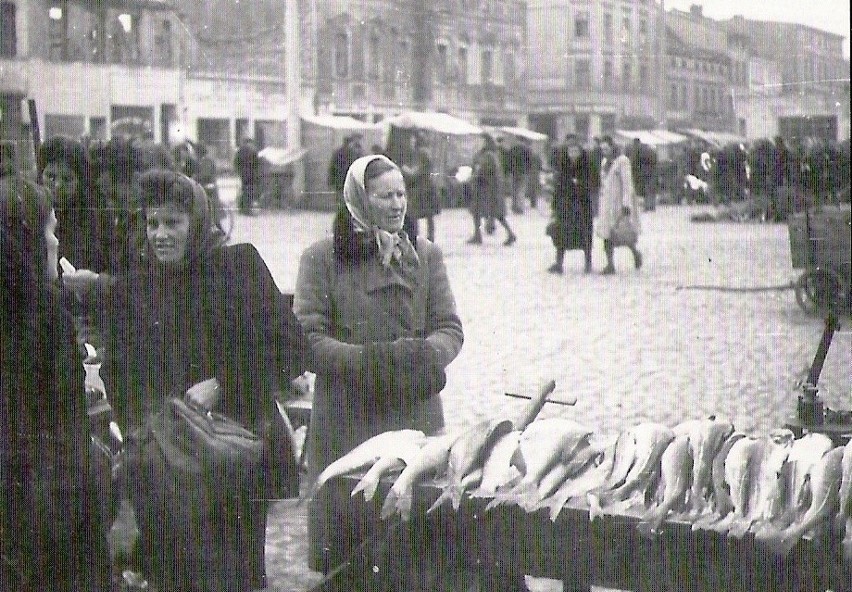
[610,213,637,247]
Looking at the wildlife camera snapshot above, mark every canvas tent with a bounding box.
[301,115,382,210]
[383,111,485,204]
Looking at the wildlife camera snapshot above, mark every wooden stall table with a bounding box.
[316,474,851,592]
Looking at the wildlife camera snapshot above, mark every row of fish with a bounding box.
[307,410,852,560]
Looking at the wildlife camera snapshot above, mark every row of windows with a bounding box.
[669,55,727,76]
[43,2,174,66]
[574,58,651,92]
[331,33,517,87]
[668,83,732,114]
[574,9,650,45]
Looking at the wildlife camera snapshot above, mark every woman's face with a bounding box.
[42,161,79,208]
[366,168,407,233]
[44,208,59,281]
[146,204,191,264]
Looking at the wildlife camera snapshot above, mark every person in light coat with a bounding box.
[595,135,643,274]
[294,154,464,572]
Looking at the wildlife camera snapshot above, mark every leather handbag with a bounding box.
[169,397,264,466]
[609,212,637,247]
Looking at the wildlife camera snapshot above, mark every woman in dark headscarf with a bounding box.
[548,134,595,273]
[294,154,464,571]
[0,174,112,590]
[98,169,307,591]
[38,135,108,272]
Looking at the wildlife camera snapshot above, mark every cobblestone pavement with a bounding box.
[223,196,850,592]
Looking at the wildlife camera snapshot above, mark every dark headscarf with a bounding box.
[138,168,225,264]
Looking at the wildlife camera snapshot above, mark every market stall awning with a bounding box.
[499,126,549,142]
[649,130,688,145]
[385,111,483,136]
[616,129,667,146]
[258,146,307,168]
[301,115,380,131]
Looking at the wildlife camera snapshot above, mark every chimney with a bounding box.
[690,5,703,17]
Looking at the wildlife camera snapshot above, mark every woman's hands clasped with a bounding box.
[360,337,447,412]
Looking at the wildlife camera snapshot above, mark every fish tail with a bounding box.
[843,526,852,563]
[380,489,401,521]
[426,486,458,514]
[834,511,847,536]
[726,517,754,539]
[587,494,604,522]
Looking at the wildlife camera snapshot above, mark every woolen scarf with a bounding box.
[343,154,419,269]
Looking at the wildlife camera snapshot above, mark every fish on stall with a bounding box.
[771,432,835,530]
[692,431,747,530]
[760,445,844,556]
[486,418,593,510]
[727,438,789,538]
[350,436,428,501]
[637,433,693,537]
[427,418,515,512]
[673,418,734,517]
[592,428,638,494]
[469,430,523,498]
[381,432,460,521]
[834,438,852,541]
[303,429,427,501]
[707,435,762,534]
[591,423,675,518]
[539,435,618,522]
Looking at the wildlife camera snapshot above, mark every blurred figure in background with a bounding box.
[548,134,594,274]
[467,134,516,246]
[507,137,534,214]
[234,137,262,216]
[400,130,439,242]
[328,134,364,206]
[595,135,642,274]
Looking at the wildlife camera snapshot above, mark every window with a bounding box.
[621,60,631,90]
[503,50,515,84]
[1,2,16,57]
[369,33,381,80]
[436,43,448,81]
[680,84,688,109]
[458,46,468,84]
[575,11,589,39]
[603,59,614,90]
[111,12,140,64]
[639,64,649,91]
[670,84,678,107]
[334,31,349,78]
[639,18,647,45]
[481,49,493,84]
[621,7,631,44]
[575,59,591,90]
[154,18,173,66]
[48,3,68,61]
[603,13,613,43]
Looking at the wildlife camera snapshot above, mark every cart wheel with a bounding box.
[794,269,846,315]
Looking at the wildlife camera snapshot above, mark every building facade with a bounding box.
[526,0,665,142]
[306,0,528,125]
[0,0,301,172]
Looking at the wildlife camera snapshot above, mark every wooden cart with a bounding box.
[313,474,850,592]
[787,203,851,314]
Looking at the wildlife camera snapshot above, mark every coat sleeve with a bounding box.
[618,156,636,208]
[293,244,365,379]
[422,243,464,369]
[235,244,309,383]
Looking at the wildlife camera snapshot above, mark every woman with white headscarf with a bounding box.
[294,154,464,571]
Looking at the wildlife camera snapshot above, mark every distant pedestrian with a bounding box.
[595,135,642,274]
[467,134,516,246]
[507,137,534,214]
[547,134,594,273]
[630,139,658,211]
[526,142,542,209]
[328,134,364,205]
[234,138,262,215]
[400,131,439,242]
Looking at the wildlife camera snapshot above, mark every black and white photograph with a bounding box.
[1,0,850,590]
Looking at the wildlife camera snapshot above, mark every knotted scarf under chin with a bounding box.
[374,227,419,269]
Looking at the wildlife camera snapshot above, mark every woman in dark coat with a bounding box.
[294,154,464,571]
[38,136,109,272]
[467,134,516,245]
[0,173,112,590]
[400,131,439,242]
[548,134,594,273]
[98,169,307,591]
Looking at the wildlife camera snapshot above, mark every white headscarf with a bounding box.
[343,154,419,268]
